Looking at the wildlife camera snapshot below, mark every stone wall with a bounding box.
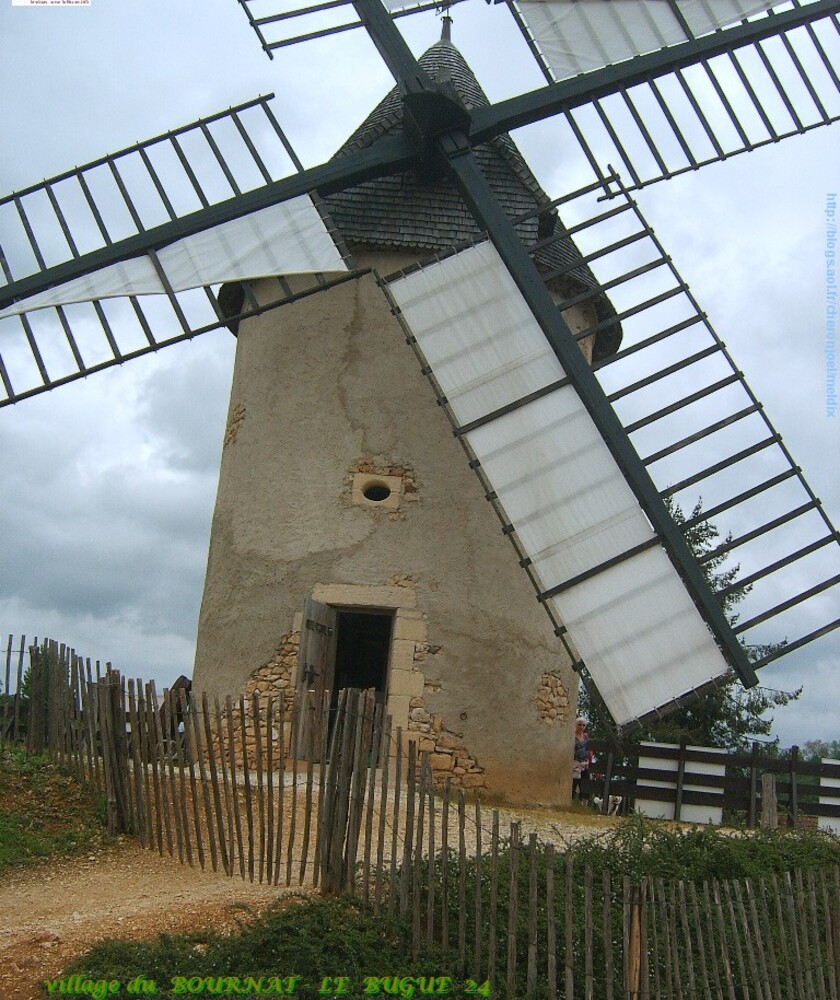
[199,616,487,789]
[193,261,581,803]
[534,670,571,726]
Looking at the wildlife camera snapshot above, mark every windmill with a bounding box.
[2,0,839,800]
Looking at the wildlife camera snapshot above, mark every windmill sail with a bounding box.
[386,238,737,726]
[4,0,838,735]
[507,0,840,189]
[0,95,351,407]
[385,171,840,727]
[0,197,347,319]
[513,0,785,79]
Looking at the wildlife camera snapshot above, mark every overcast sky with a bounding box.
[0,0,837,748]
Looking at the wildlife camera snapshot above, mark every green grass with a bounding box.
[55,817,840,999]
[61,896,463,999]
[0,744,110,872]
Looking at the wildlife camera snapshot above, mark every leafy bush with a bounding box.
[62,896,460,998]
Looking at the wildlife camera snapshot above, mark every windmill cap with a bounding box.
[323,38,622,362]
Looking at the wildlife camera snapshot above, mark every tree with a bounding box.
[579,497,800,751]
[800,739,840,762]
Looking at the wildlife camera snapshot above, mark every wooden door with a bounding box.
[295,598,338,758]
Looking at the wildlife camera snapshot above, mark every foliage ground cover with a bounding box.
[58,817,840,998]
[0,745,110,872]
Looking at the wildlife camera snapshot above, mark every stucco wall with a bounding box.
[193,250,588,804]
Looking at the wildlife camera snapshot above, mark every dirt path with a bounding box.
[0,837,314,1000]
[1,810,617,1000]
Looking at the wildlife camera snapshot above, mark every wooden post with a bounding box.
[361,701,384,902]
[411,754,427,958]
[112,671,132,833]
[265,696,275,885]
[274,693,287,886]
[149,682,175,856]
[487,809,499,982]
[440,780,451,948]
[237,694,254,881]
[755,878,782,1000]
[749,741,760,829]
[324,689,357,895]
[584,861,594,1000]
[474,797,483,974]
[832,868,840,999]
[427,771,436,945]
[203,691,229,876]
[527,833,538,998]
[806,870,826,1000]
[761,772,779,829]
[299,694,319,886]
[285,693,301,887]
[790,745,800,827]
[627,882,643,1000]
[386,726,403,918]
[373,713,392,911]
[2,634,11,747]
[656,879,675,1000]
[27,642,46,754]
[458,788,467,971]
[214,696,234,877]
[13,636,25,745]
[506,822,520,998]
[546,844,557,1000]
[98,676,118,834]
[677,881,696,998]
[674,737,687,823]
[249,694,265,882]
[400,737,417,916]
[565,852,574,1000]
[604,869,615,1000]
[602,750,615,815]
[687,881,713,1000]
[98,671,131,835]
[822,868,840,1000]
[224,695,244,879]
[345,690,374,892]
[68,654,84,783]
[113,673,133,835]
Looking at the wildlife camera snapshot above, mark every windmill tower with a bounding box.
[193,27,622,799]
[2,0,839,803]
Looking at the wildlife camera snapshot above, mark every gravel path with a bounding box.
[1,807,619,1000]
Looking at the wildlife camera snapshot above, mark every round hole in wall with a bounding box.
[363,482,392,503]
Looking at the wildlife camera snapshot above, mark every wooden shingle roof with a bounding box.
[324,36,621,360]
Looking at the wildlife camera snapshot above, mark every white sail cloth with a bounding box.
[514,0,780,80]
[387,240,731,726]
[0,195,347,319]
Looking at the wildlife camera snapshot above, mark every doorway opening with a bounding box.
[324,610,392,746]
[333,610,393,705]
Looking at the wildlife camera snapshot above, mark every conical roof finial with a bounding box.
[441,13,452,43]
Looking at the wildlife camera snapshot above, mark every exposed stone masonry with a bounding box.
[409,691,487,791]
[202,631,299,767]
[223,402,246,447]
[534,670,570,725]
[343,458,419,520]
[202,618,486,789]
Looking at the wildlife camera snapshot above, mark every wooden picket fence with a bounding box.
[4,636,840,997]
